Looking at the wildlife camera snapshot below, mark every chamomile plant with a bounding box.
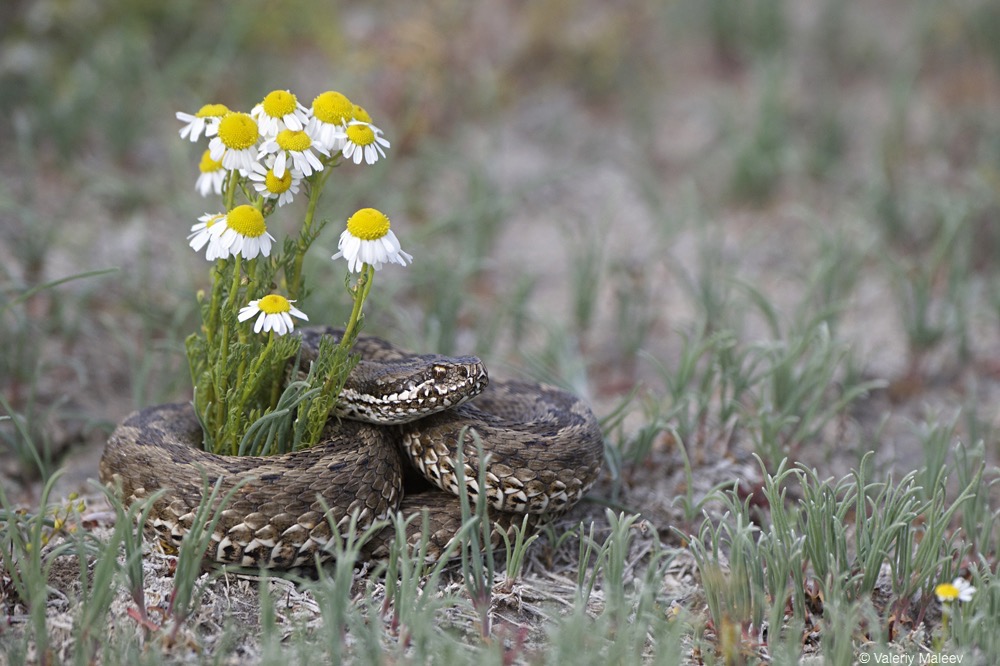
[178,88,405,456]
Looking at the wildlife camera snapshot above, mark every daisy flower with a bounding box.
[176,103,230,142]
[248,157,302,207]
[307,91,353,152]
[209,205,275,260]
[238,294,308,336]
[935,577,976,603]
[208,112,260,173]
[332,207,412,273]
[195,150,227,197]
[342,120,390,165]
[188,213,229,260]
[258,128,329,179]
[351,104,373,123]
[250,89,310,138]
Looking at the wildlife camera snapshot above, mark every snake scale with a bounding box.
[99,326,604,568]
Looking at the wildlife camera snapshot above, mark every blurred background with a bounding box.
[2,0,1000,498]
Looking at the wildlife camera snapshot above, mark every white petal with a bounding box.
[189,231,209,252]
[380,231,400,253]
[238,303,259,322]
[274,151,287,178]
[209,138,225,161]
[344,235,362,259]
[218,227,237,248]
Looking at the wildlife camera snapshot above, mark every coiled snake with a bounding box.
[99,327,604,568]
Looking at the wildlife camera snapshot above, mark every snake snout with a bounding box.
[428,355,489,404]
[337,353,489,425]
[436,355,488,387]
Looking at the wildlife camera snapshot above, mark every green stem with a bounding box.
[205,259,226,346]
[224,169,239,210]
[339,263,374,352]
[231,256,264,423]
[266,334,283,410]
[289,166,334,299]
[213,254,242,452]
[203,169,241,421]
[236,332,275,406]
[935,605,950,652]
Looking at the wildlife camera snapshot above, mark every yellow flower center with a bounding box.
[195,103,230,118]
[258,294,292,314]
[217,113,259,150]
[276,129,312,152]
[935,583,959,601]
[312,91,353,125]
[346,208,390,240]
[265,168,292,194]
[352,105,372,123]
[226,205,267,238]
[346,124,376,147]
[198,150,224,173]
[261,90,298,118]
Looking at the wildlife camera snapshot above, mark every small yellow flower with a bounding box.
[352,105,373,123]
[342,120,390,165]
[176,103,230,142]
[308,91,352,151]
[208,112,260,172]
[935,577,975,603]
[251,89,309,137]
[189,213,228,260]
[208,206,275,260]
[238,294,309,336]
[332,208,412,273]
[249,158,301,207]
[258,128,328,178]
[195,149,227,197]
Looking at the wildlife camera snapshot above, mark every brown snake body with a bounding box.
[99,327,604,568]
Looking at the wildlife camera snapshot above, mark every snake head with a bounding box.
[338,354,489,425]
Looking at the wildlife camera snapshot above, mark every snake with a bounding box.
[99,326,604,568]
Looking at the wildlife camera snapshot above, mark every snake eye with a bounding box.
[432,365,448,380]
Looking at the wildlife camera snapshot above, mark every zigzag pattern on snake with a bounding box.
[99,326,604,568]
